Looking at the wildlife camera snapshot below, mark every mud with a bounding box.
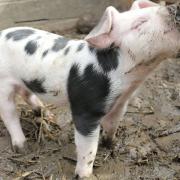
[0,30,179,180]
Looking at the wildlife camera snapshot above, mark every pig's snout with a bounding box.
[176,4,180,22]
[167,3,180,27]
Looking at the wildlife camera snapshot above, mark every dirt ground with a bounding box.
[0,30,179,180]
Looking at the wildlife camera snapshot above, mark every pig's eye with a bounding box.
[131,18,148,30]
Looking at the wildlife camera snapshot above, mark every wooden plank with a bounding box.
[15,18,78,32]
[0,0,122,30]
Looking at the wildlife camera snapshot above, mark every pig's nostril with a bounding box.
[175,6,180,21]
[168,4,180,25]
[167,4,176,16]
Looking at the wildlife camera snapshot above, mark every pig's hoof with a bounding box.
[72,175,91,180]
[33,107,41,117]
[72,174,81,180]
[75,166,92,179]
[73,174,96,180]
[101,136,116,149]
[12,141,29,154]
[73,174,91,180]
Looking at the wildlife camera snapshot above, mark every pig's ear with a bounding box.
[85,6,118,48]
[130,0,158,10]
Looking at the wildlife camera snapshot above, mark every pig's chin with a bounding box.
[163,26,176,34]
[165,28,180,42]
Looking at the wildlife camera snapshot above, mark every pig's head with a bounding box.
[85,0,180,63]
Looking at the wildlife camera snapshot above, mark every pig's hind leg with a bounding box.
[15,85,44,116]
[0,80,27,153]
[15,86,54,119]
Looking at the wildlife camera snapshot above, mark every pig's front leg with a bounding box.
[72,114,100,178]
[75,126,100,178]
[101,100,129,146]
[101,83,142,146]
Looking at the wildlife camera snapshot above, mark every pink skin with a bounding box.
[85,0,179,53]
[85,0,180,163]
[0,0,179,178]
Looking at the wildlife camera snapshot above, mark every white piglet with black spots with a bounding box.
[0,0,180,178]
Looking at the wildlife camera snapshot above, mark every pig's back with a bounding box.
[0,27,93,79]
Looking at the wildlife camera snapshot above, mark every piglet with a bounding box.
[0,0,179,178]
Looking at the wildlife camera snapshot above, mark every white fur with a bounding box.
[0,1,180,178]
[0,79,26,148]
[75,126,100,178]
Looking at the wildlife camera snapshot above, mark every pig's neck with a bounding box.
[120,52,168,85]
[119,40,174,76]
[117,50,149,75]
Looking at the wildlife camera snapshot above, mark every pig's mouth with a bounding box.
[167,3,180,31]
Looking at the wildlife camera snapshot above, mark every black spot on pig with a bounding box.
[88,160,93,166]
[52,37,68,52]
[68,64,110,136]
[96,47,119,72]
[35,36,41,40]
[42,50,49,58]
[25,40,38,55]
[64,46,70,55]
[6,29,35,41]
[89,46,95,53]
[23,78,46,93]
[77,43,85,52]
